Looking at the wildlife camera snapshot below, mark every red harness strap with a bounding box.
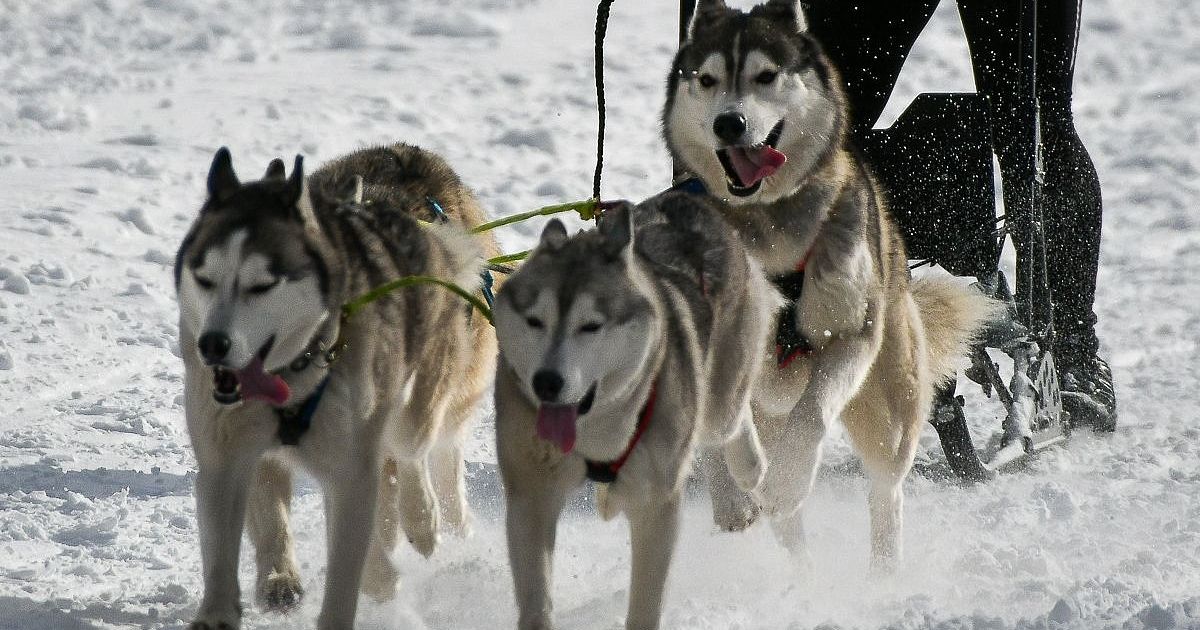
[795,251,813,273]
[585,381,659,484]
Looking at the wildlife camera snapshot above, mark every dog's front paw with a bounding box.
[518,611,555,630]
[189,610,241,630]
[725,447,767,494]
[403,505,440,557]
[189,622,237,630]
[258,570,303,612]
[406,522,440,558]
[402,493,441,557]
[191,598,242,630]
[398,469,442,558]
[711,489,761,532]
[440,500,474,539]
[360,551,400,602]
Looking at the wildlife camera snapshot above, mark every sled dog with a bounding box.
[176,144,497,629]
[664,0,998,568]
[494,193,776,629]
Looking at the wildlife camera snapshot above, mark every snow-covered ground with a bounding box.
[2,0,1198,628]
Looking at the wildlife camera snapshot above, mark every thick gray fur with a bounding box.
[493,191,777,630]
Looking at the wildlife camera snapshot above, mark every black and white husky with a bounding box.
[175,145,498,629]
[664,0,999,569]
[493,193,777,629]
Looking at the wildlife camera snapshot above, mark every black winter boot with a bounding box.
[1059,353,1117,432]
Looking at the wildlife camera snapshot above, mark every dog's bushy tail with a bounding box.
[910,277,1003,385]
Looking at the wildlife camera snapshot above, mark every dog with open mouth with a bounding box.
[663,0,1001,571]
[175,144,498,630]
[493,192,777,630]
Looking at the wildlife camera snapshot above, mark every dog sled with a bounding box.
[674,0,1069,481]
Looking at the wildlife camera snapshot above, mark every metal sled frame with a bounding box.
[677,0,1069,481]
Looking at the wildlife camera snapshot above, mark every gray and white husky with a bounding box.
[664,0,999,569]
[175,144,498,629]
[494,193,776,629]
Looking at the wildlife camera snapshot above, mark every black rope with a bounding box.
[593,0,615,203]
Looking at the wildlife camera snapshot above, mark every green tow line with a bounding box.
[488,250,531,266]
[470,198,599,235]
[338,198,599,330]
[341,275,497,324]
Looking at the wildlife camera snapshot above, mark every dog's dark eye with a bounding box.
[246,280,279,295]
[698,73,717,88]
[579,322,602,333]
[755,70,778,85]
[195,276,215,290]
[526,316,545,329]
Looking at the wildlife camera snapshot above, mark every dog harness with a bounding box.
[670,176,815,370]
[773,252,815,369]
[585,381,659,484]
[272,321,342,446]
[276,375,329,446]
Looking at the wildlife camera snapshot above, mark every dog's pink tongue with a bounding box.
[727,145,787,187]
[237,356,291,405]
[536,403,579,453]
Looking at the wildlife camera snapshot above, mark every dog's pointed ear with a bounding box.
[687,0,728,39]
[263,158,286,181]
[598,202,634,260]
[284,155,304,206]
[538,218,569,252]
[764,0,808,32]
[207,147,240,201]
[334,175,364,205]
[286,155,320,227]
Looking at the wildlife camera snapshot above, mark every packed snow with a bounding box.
[1,0,1198,628]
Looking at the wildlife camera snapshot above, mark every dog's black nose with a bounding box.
[713,112,747,144]
[198,332,232,365]
[532,370,564,402]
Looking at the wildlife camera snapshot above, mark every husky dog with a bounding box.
[494,193,776,629]
[664,0,998,568]
[175,144,497,629]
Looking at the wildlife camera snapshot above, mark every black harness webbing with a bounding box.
[669,176,815,369]
[772,267,815,368]
[275,376,329,446]
[584,381,658,484]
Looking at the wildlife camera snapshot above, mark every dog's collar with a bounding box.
[584,380,659,484]
[774,250,815,369]
[287,316,344,373]
[276,375,329,446]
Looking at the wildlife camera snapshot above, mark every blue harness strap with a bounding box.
[480,268,496,309]
[276,376,330,446]
[671,177,708,195]
[426,196,451,223]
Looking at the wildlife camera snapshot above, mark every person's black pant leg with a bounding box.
[958,0,1104,363]
[806,1,941,136]
[809,0,1104,364]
